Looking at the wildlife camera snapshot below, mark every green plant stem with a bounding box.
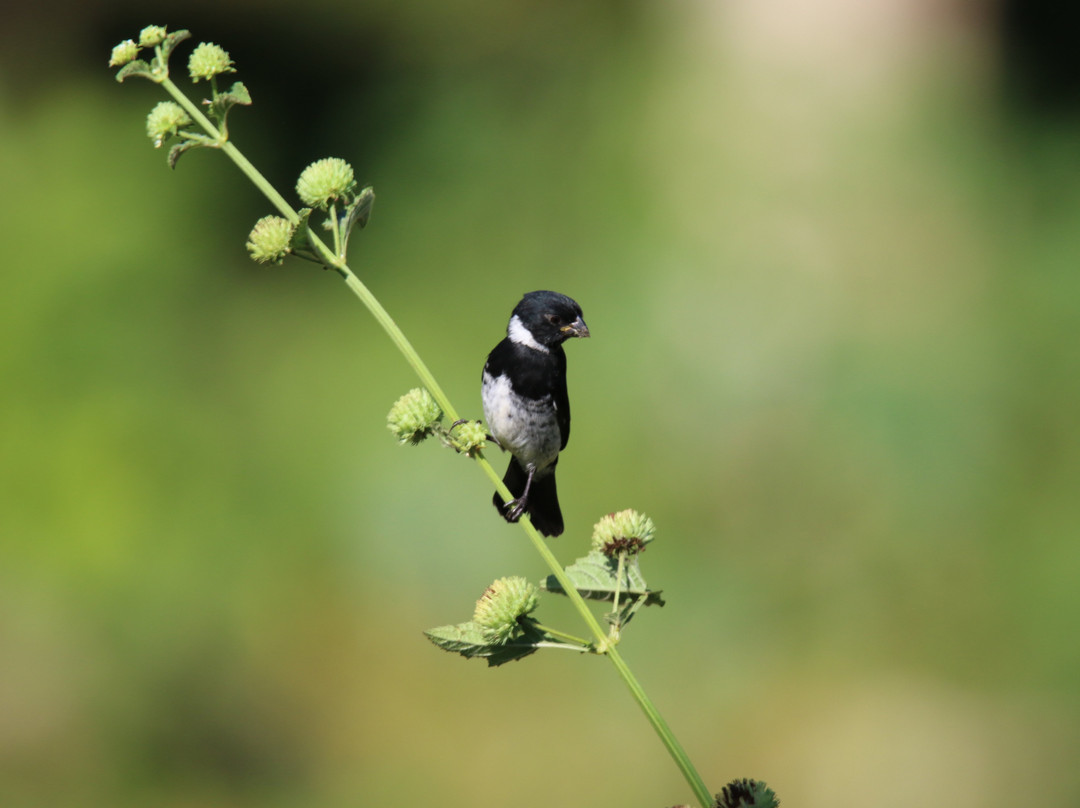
[171,91,711,807]
[612,550,626,631]
[518,514,710,807]
[161,77,298,223]
[608,645,712,808]
[527,622,591,648]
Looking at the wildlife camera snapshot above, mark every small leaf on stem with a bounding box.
[158,30,191,65]
[115,59,154,83]
[424,621,544,667]
[543,550,664,607]
[208,81,252,126]
[167,139,205,169]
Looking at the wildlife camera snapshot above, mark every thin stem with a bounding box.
[526,622,592,648]
[339,272,461,424]
[160,77,299,223]
[612,550,626,634]
[608,646,712,808]
[328,201,342,259]
[530,641,597,653]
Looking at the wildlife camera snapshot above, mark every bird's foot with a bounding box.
[450,419,499,446]
[504,497,528,522]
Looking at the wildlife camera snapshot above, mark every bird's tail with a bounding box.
[493,459,564,537]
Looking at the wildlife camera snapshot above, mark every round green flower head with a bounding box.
[716,779,779,808]
[296,158,357,209]
[246,215,295,265]
[138,26,167,47]
[448,419,487,456]
[188,42,235,82]
[146,101,192,147]
[591,509,656,557]
[473,577,540,644]
[387,388,442,445]
[109,39,139,67]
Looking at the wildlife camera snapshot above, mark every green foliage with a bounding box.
[328,186,376,258]
[205,81,251,129]
[424,620,551,667]
[544,548,664,630]
[114,58,154,82]
[113,28,191,83]
[544,549,662,606]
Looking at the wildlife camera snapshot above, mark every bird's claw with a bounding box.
[449,419,499,447]
[504,497,527,522]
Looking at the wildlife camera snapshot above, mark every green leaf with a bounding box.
[335,186,375,258]
[425,620,548,667]
[344,186,375,231]
[115,59,154,83]
[167,139,204,169]
[158,29,191,65]
[543,550,664,607]
[208,81,252,125]
[222,81,252,106]
[608,592,650,628]
[288,208,322,263]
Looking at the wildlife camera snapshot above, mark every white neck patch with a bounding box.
[507,314,549,353]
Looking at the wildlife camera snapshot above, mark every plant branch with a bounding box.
[158,74,712,808]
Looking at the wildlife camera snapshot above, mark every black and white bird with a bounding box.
[481,291,590,537]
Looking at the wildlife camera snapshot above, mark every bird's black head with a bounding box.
[508,290,590,349]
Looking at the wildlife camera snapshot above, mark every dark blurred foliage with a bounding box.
[1,2,1079,808]
[998,0,1080,115]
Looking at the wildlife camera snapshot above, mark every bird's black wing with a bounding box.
[552,346,570,450]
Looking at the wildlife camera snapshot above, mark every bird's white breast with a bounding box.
[482,370,561,475]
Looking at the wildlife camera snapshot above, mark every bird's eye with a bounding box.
[545,314,564,326]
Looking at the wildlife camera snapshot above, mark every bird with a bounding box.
[481,291,590,537]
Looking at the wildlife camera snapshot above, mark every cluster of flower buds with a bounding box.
[473,577,540,644]
[109,25,234,84]
[591,508,655,558]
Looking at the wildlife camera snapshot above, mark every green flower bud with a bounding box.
[246,215,295,264]
[447,420,487,457]
[473,577,540,644]
[715,779,779,808]
[296,157,357,209]
[387,388,442,445]
[591,509,655,557]
[138,26,167,47]
[109,40,139,67]
[145,101,192,148]
[188,42,235,82]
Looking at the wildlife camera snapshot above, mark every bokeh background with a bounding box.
[2,1,1079,806]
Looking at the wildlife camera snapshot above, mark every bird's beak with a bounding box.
[561,316,590,339]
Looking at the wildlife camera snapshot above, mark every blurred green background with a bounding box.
[2,1,1079,806]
